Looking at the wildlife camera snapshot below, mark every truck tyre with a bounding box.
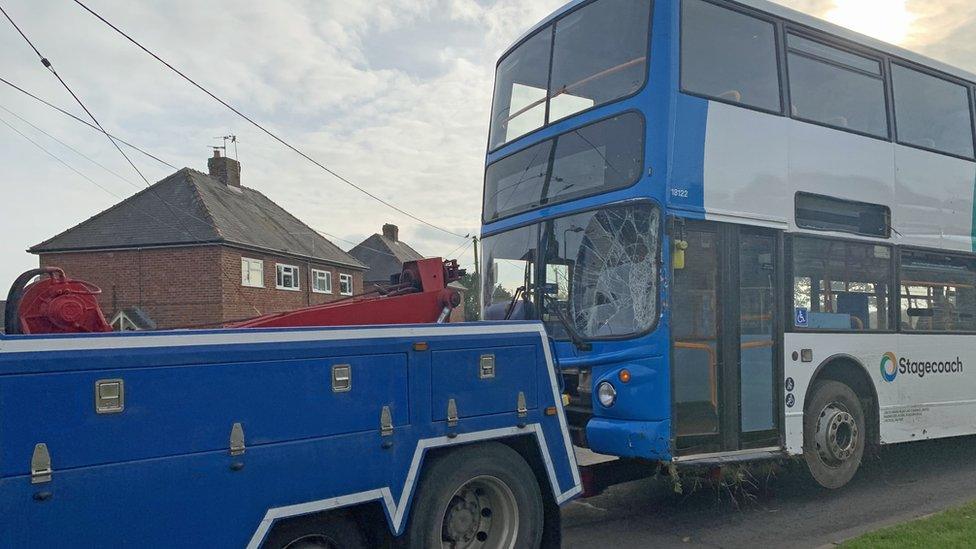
[261,511,367,549]
[404,441,544,549]
[803,380,866,490]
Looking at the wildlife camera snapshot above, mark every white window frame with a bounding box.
[241,257,264,288]
[339,273,353,296]
[276,263,301,291]
[312,269,333,294]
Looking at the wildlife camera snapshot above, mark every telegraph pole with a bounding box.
[472,236,481,319]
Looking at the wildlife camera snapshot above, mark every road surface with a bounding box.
[562,436,976,548]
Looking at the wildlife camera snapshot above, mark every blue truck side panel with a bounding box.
[0,322,580,548]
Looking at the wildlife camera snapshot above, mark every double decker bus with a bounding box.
[481,0,976,489]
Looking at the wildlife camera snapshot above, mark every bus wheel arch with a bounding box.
[805,354,880,452]
[801,356,878,489]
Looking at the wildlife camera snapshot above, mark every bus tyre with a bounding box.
[404,441,544,549]
[261,511,367,549]
[802,380,866,490]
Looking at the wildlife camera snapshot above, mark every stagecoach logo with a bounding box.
[880,352,964,383]
[880,352,898,383]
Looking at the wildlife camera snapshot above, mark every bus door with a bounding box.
[670,220,781,455]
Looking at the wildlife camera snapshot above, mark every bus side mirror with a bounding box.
[673,239,688,270]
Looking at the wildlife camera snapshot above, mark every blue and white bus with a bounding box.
[481,0,976,489]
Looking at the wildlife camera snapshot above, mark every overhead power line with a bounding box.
[0,4,154,188]
[0,111,266,315]
[0,102,142,191]
[72,0,469,240]
[0,3,213,243]
[0,76,178,170]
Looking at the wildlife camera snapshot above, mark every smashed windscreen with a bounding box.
[481,202,660,340]
[566,204,660,337]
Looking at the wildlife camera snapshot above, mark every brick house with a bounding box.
[348,224,425,287]
[348,224,467,322]
[29,152,366,330]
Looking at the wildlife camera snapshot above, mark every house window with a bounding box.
[276,264,301,291]
[339,273,353,296]
[312,269,333,294]
[241,257,264,288]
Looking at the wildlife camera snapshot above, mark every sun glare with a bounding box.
[825,0,915,45]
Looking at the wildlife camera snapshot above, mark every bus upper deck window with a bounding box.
[786,34,889,138]
[548,0,651,123]
[892,64,976,159]
[680,0,781,112]
[489,0,652,150]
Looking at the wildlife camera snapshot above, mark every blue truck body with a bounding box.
[0,322,580,547]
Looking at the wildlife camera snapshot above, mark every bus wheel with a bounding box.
[802,380,866,489]
[261,511,367,549]
[404,442,544,549]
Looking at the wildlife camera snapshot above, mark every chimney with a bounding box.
[382,223,399,242]
[208,149,241,187]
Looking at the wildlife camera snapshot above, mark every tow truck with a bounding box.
[0,259,580,548]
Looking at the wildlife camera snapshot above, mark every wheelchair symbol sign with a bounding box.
[795,308,809,327]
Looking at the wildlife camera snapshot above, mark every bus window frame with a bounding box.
[487,0,655,155]
[481,197,665,343]
[783,28,892,142]
[678,0,787,117]
[889,60,976,162]
[785,234,898,335]
[794,191,892,239]
[482,109,647,225]
[897,246,976,336]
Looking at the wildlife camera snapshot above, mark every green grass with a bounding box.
[843,501,976,548]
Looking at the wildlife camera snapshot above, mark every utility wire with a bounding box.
[0,102,142,191]
[0,4,154,188]
[0,3,217,244]
[0,6,264,314]
[72,0,469,240]
[0,114,124,200]
[0,112,264,315]
[0,75,177,170]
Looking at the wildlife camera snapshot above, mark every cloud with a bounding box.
[0,0,565,288]
[2,0,974,292]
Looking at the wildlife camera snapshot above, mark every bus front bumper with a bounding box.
[585,417,671,461]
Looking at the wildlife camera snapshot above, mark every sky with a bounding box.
[1,0,975,288]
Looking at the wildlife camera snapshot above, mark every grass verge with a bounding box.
[842,500,976,548]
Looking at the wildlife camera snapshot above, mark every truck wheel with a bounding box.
[404,442,543,549]
[803,380,866,490]
[261,512,367,549]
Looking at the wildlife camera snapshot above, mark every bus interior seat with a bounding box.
[791,104,799,116]
[918,138,937,149]
[836,292,870,330]
[717,89,742,103]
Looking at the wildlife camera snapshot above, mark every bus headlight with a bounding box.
[597,381,617,407]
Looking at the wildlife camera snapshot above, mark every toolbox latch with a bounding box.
[447,398,459,427]
[31,443,52,484]
[95,379,125,414]
[380,406,394,436]
[229,422,246,456]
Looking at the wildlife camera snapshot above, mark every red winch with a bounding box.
[4,268,112,335]
[5,258,465,334]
